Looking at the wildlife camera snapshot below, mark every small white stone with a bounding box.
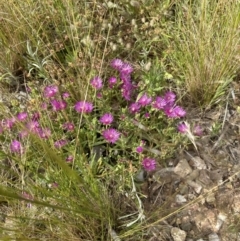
[174,159,192,178]
[208,233,220,241]
[171,227,187,241]
[191,156,207,170]
[176,194,187,204]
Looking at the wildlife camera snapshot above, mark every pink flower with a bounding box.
[54,139,68,149]
[129,102,141,113]
[90,76,103,89]
[164,105,186,118]
[110,59,124,71]
[97,92,102,98]
[177,122,189,133]
[120,63,133,75]
[43,85,58,98]
[41,102,48,110]
[100,113,114,125]
[2,118,16,129]
[108,77,117,88]
[19,130,29,139]
[103,128,120,143]
[193,125,203,136]
[164,91,176,104]
[174,106,186,118]
[63,122,75,131]
[121,82,134,100]
[51,99,67,111]
[62,92,70,98]
[66,155,74,162]
[26,121,39,132]
[144,113,150,118]
[10,140,23,154]
[120,72,131,84]
[17,112,28,122]
[22,191,34,208]
[22,191,34,201]
[36,127,51,139]
[32,112,40,121]
[136,146,144,153]
[75,101,93,113]
[142,158,156,171]
[137,93,152,107]
[152,96,167,110]
[164,105,177,118]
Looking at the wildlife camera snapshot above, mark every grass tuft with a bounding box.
[168,0,240,107]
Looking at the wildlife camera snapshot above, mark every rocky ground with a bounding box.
[143,82,240,241]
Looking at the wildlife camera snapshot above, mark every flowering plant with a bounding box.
[0,59,193,179]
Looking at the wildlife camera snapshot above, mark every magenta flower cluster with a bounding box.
[110,59,135,100]
[177,122,203,136]
[43,85,58,98]
[4,83,73,154]
[75,101,93,114]
[4,58,198,180]
[10,140,23,154]
[90,76,103,90]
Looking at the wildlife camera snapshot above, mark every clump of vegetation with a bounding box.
[0,0,239,240]
[0,55,194,239]
[168,0,240,107]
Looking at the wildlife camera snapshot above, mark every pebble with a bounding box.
[171,227,187,241]
[208,233,220,241]
[176,194,187,204]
